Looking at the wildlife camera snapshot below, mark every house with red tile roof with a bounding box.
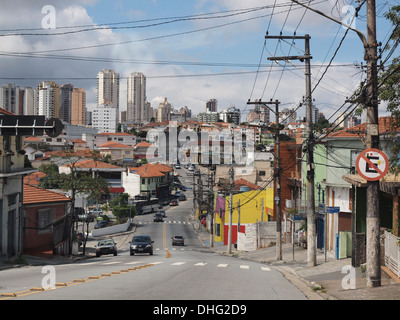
[122,162,173,200]
[133,141,158,160]
[98,141,134,164]
[59,159,125,199]
[23,184,71,257]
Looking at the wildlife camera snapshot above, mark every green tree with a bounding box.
[109,193,136,222]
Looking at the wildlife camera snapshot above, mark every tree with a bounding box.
[378,5,400,173]
[109,193,136,222]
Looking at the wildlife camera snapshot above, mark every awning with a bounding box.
[342,173,400,196]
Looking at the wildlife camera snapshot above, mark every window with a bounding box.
[259,171,266,176]
[142,179,145,185]
[37,208,54,234]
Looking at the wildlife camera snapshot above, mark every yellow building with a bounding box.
[214,188,274,244]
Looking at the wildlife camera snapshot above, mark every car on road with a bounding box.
[169,199,178,206]
[188,165,194,171]
[130,235,154,255]
[174,163,181,169]
[178,194,186,201]
[90,208,103,216]
[95,239,117,257]
[172,235,185,246]
[158,210,166,217]
[153,213,164,222]
[94,219,109,229]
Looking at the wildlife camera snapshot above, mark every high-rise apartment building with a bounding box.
[206,99,217,112]
[97,69,120,108]
[92,104,118,133]
[127,72,146,124]
[38,81,60,119]
[71,88,86,126]
[24,87,39,115]
[59,84,74,123]
[0,84,21,115]
[157,97,171,122]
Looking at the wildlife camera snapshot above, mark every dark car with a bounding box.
[158,210,166,217]
[172,235,185,246]
[178,194,186,201]
[170,199,178,206]
[95,239,117,257]
[153,213,163,222]
[130,235,154,255]
[94,220,109,229]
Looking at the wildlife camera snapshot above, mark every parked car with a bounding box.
[95,239,117,257]
[178,194,186,201]
[78,213,95,222]
[159,199,170,206]
[153,213,164,222]
[158,210,166,217]
[188,165,194,171]
[130,235,154,255]
[169,199,178,206]
[90,208,103,216]
[174,163,181,169]
[94,220,109,229]
[172,235,185,246]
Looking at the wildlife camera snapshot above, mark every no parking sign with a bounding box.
[355,148,389,181]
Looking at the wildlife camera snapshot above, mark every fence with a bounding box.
[384,230,400,278]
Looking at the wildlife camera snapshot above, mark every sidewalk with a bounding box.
[195,225,400,300]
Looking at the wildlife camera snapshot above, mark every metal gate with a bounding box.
[384,230,400,278]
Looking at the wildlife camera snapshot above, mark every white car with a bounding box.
[90,209,103,216]
[188,165,194,171]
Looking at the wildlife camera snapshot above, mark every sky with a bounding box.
[0,0,396,122]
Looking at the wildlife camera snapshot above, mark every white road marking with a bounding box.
[261,267,271,271]
[171,262,186,266]
[194,262,207,266]
[217,264,229,268]
[125,261,144,265]
[240,265,249,269]
[102,261,121,265]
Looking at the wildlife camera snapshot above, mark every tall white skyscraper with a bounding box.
[38,81,60,119]
[127,72,146,124]
[97,69,120,108]
[24,87,39,115]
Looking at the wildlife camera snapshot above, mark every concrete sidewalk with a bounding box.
[195,226,400,300]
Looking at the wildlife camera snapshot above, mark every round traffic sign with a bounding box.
[355,148,389,181]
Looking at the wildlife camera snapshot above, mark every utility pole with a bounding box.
[227,164,234,254]
[291,0,380,286]
[247,99,282,260]
[265,34,315,266]
[365,0,381,288]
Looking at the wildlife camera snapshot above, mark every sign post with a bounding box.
[355,148,389,182]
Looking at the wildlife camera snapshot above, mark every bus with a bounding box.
[133,198,160,215]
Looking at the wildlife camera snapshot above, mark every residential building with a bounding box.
[219,106,241,125]
[98,141,134,164]
[197,111,220,123]
[206,99,217,112]
[24,87,39,116]
[23,184,71,256]
[127,72,146,124]
[122,162,173,199]
[0,84,21,115]
[157,97,172,122]
[92,104,119,133]
[0,108,37,258]
[59,84,74,123]
[71,88,86,126]
[97,69,120,108]
[85,132,137,150]
[38,81,60,119]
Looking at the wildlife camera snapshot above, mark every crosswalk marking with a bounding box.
[240,265,249,269]
[125,261,144,265]
[171,262,186,266]
[261,267,271,271]
[102,261,120,265]
[217,264,229,268]
[194,262,207,266]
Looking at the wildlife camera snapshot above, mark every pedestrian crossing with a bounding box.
[75,260,271,271]
[137,220,189,225]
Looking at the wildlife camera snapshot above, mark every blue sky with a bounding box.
[0,1,396,121]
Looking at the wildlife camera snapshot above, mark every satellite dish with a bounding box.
[45,118,64,138]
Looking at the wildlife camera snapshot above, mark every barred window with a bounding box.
[37,208,54,234]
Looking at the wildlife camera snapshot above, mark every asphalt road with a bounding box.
[0,168,307,302]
